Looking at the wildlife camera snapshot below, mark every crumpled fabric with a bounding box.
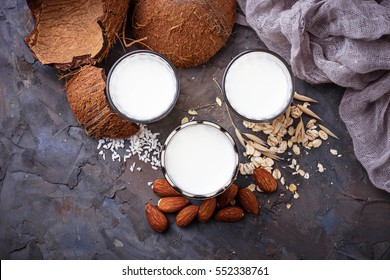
[236,0,390,192]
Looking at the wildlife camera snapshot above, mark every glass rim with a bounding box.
[105,50,180,124]
[161,120,239,200]
[222,48,295,123]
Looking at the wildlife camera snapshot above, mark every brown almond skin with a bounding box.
[214,206,244,222]
[253,168,278,193]
[176,205,199,227]
[217,183,238,208]
[198,197,217,223]
[238,188,259,215]
[157,196,189,213]
[152,178,180,197]
[145,203,168,233]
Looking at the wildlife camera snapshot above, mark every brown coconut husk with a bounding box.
[25,0,130,71]
[66,65,139,139]
[132,0,236,68]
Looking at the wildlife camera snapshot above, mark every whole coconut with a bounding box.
[132,0,236,68]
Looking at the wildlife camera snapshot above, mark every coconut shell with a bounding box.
[25,0,130,71]
[132,0,236,68]
[66,65,139,139]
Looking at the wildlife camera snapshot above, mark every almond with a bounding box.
[152,178,180,197]
[145,203,168,233]
[238,188,259,215]
[214,206,244,222]
[157,196,189,213]
[176,205,199,227]
[253,168,278,193]
[197,197,216,223]
[217,183,238,208]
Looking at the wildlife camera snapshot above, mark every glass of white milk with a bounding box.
[106,50,179,123]
[222,49,294,122]
[161,121,239,199]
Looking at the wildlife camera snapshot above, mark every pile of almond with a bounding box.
[145,175,274,233]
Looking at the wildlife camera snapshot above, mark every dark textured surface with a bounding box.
[0,0,389,260]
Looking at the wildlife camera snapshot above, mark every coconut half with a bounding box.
[132,0,236,68]
[66,65,139,139]
[25,0,130,71]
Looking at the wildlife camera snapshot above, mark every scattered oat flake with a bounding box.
[272,169,281,180]
[330,149,338,155]
[136,167,142,172]
[312,139,322,148]
[286,203,292,209]
[288,126,295,136]
[304,173,310,179]
[318,130,328,140]
[239,163,246,175]
[293,192,300,199]
[247,184,256,192]
[181,116,189,124]
[317,163,325,173]
[280,177,286,185]
[246,144,255,156]
[147,181,153,186]
[306,119,317,129]
[265,157,274,167]
[216,97,222,107]
[291,105,303,119]
[293,144,301,155]
[188,109,198,115]
[288,183,297,193]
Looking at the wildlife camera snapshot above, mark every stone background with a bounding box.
[0,0,389,259]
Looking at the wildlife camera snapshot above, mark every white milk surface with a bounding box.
[108,53,177,121]
[164,124,237,197]
[224,51,293,121]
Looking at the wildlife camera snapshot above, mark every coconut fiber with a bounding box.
[66,65,139,139]
[133,0,236,68]
[236,0,390,192]
[25,0,130,71]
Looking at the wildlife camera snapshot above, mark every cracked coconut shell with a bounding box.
[25,0,130,71]
[66,65,139,139]
[132,0,236,68]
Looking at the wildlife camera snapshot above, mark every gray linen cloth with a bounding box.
[235,0,390,192]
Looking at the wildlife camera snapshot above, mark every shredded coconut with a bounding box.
[97,125,162,170]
